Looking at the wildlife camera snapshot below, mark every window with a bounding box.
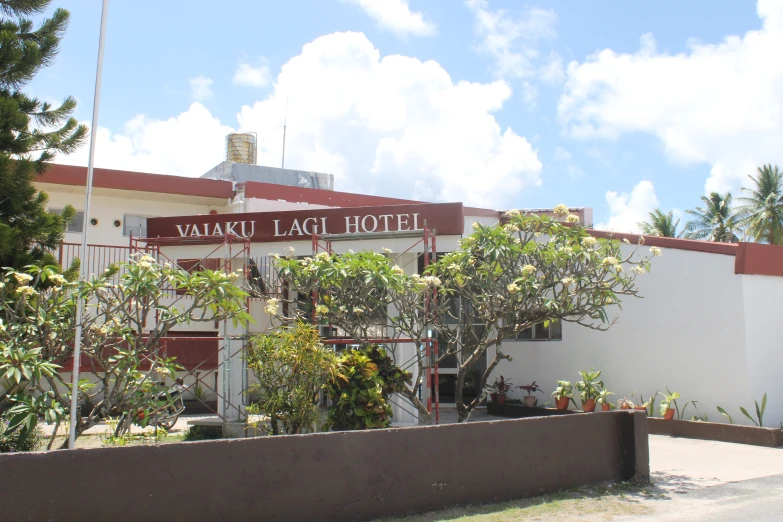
[123,215,148,237]
[50,208,84,233]
[508,320,562,341]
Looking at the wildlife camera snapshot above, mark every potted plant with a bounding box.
[517,381,541,407]
[617,398,634,410]
[658,390,680,420]
[598,389,614,411]
[490,376,514,406]
[575,368,603,412]
[552,381,574,410]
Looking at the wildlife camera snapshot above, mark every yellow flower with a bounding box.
[602,257,619,267]
[264,298,279,316]
[581,236,597,248]
[507,283,520,294]
[382,247,393,254]
[472,222,480,231]
[562,277,575,287]
[566,214,580,224]
[632,266,646,275]
[521,265,536,276]
[13,273,33,285]
[315,304,329,315]
[650,246,662,256]
[391,265,405,275]
[353,307,365,314]
[48,274,66,286]
[505,209,521,217]
[16,286,35,296]
[553,204,569,217]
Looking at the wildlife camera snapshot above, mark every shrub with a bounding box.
[325,345,411,431]
[0,419,43,453]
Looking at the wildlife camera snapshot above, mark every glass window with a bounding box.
[507,320,562,341]
[123,215,148,237]
[50,208,84,233]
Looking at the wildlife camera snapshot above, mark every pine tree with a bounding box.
[0,0,87,270]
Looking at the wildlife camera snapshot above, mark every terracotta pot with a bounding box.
[601,403,611,411]
[582,398,596,412]
[523,396,538,407]
[633,406,648,415]
[492,394,506,406]
[555,397,570,410]
[663,407,676,420]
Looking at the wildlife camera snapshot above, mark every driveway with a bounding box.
[619,435,783,521]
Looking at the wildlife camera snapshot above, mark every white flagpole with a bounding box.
[68,0,110,450]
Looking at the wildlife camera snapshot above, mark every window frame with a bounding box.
[507,320,562,342]
[50,208,84,234]
[123,214,151,238]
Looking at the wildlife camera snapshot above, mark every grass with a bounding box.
[376,481,656,522]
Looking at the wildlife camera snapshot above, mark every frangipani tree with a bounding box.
[0,255,250,449]
[272,206,659,423]
[429,206,658,420]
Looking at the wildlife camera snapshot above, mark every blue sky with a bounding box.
[30,0,781,231]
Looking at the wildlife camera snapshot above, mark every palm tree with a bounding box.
[736,164,783,245]
[684,192,739,242]
[638,209,682,238]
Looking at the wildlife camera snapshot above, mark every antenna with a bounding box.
[281,96,288,169]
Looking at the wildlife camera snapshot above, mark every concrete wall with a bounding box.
[0,412,648,522]
[491,247,768,424]
[741,274,783,426]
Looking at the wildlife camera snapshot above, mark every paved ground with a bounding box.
[616,435,783,521]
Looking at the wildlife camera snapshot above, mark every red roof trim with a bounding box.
[735,242,783,276]
[38,164,235,199]
[242,180,424,208]
[587,230,739,256]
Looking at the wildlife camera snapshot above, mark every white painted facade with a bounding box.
[492,246,783,427]
[34,164,783,430]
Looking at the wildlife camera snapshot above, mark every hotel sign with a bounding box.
[146,202,465,243]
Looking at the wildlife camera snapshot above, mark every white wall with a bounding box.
[489,247,771,425]
[741,274,783,427]
[45,189,227,247]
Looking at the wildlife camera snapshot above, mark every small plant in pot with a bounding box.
[598,389,615,411]
[576,368,604,412]
[617,398,634,410]
[658,390,680,420]
[552,381,574,410]
[490,376,514,406]
[517,381,542,407]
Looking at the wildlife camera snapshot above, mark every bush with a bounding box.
[325,345,411,431]
[183,425,222,441]
[0,419,43,453]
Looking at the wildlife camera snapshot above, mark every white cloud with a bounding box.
[466,0,557,78]
[345,0,436,38]
[56,32,542,208]
[597,180,659,233]
[233,61,271,88]
[558,0,783,194]
[189,76,213,101]
[57,103,232,176]
[552,146,584,180]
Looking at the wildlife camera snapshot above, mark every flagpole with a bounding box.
[69,0,110,450]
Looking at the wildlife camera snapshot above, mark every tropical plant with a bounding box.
[638,209,682,238]
[739,393,767,427]
[552,380,573,400]
[716,406,733,424]
[617,398,634,410]
[0,256,250,449]
[517,381,541,396]
[0,0,88,270]
[275,206,657,422]
[598,388,614,407]
[0,418,43,453]
[324,345,411,431]
[490,375,514,397]
[575,368,604,403]
[737,164,783,245]
[684,192,740,242]
[245,322,339,435]
[657,390,680,416]
[632,390,657,417]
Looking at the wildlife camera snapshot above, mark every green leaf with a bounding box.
[739,406,758,427]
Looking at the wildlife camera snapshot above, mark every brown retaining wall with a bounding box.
[0,411,648,522]
[648,418,783,447]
